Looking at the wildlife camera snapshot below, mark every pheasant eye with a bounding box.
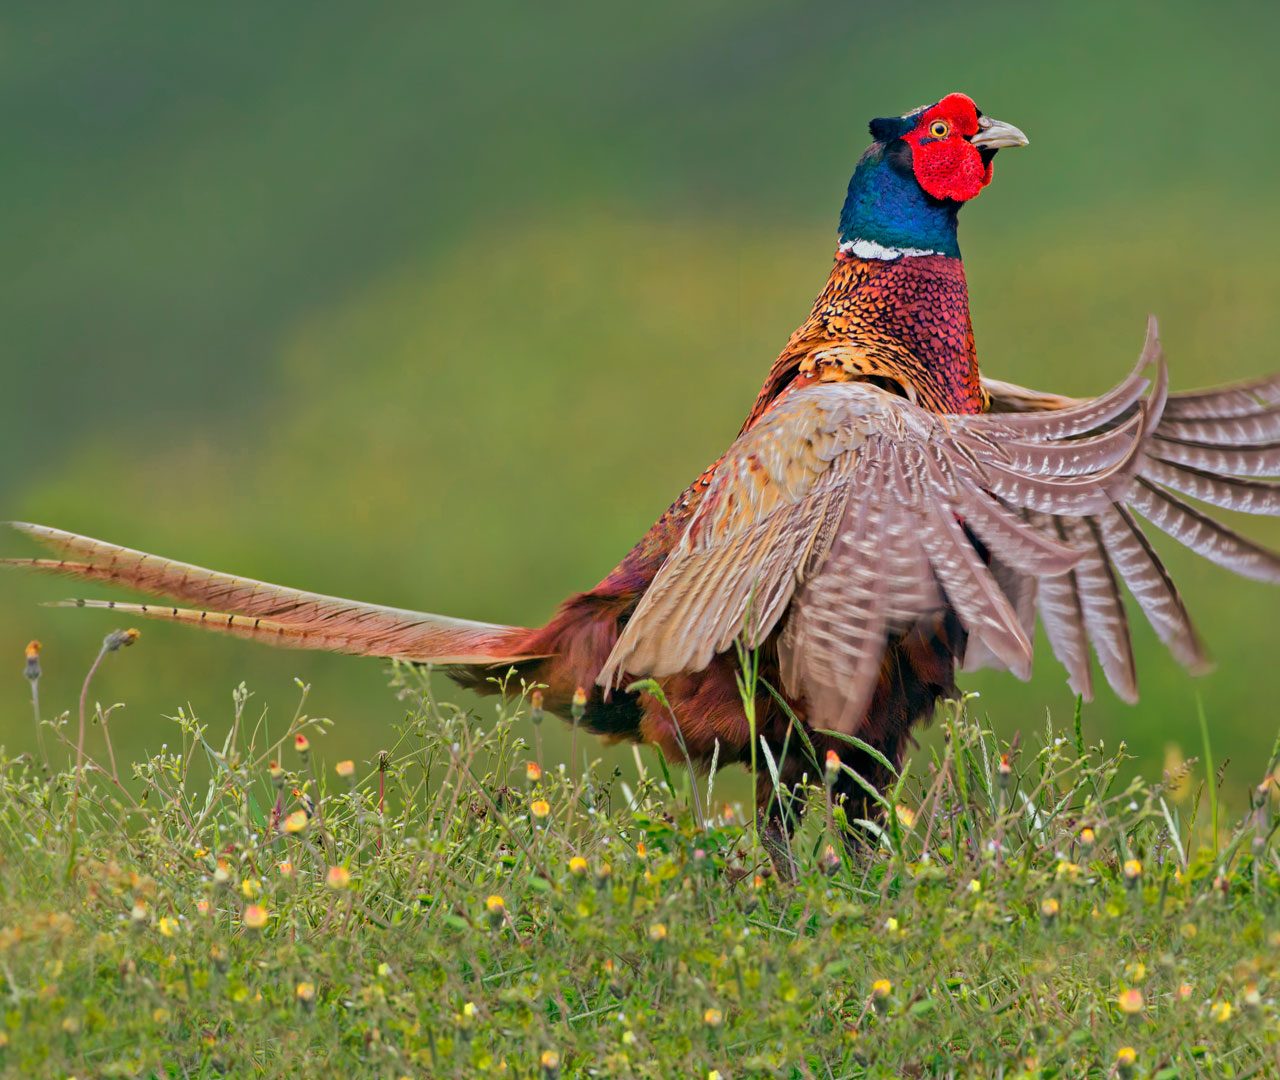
[928,120,950,139]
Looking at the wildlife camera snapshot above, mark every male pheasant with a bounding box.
[8,92,1279,861]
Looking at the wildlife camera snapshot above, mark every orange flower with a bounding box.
[1117,988,1144,1015]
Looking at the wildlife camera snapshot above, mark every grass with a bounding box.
[2,637,1280,1077]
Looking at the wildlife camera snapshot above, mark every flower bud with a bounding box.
[23,640,41,682]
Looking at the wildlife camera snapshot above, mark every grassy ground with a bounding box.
[2,639,1280,1077]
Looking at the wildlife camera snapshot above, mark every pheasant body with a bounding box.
[8,91,1280,862]
[497,249,987,770]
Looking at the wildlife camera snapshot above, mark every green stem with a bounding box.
[1198,695,1218,860]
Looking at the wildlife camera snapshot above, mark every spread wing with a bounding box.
[598,325,1166,732]
[979,323,1280,701]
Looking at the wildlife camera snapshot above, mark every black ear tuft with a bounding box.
[869,115,912,143]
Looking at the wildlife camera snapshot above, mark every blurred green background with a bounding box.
[2,1,1277,804]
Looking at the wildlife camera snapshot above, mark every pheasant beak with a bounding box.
[969,116,1029,149]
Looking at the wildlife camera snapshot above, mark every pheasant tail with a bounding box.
[1,522,540,667]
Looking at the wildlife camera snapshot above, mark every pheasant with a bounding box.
[8,92,1279,863]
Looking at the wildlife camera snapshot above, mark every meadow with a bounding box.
[1,646,1279,1076]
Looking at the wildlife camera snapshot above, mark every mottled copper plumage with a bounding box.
[8,91,1279,871]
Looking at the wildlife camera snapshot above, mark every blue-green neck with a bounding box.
[838,145,961,259]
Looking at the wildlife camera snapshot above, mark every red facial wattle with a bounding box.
[906,92,993,203]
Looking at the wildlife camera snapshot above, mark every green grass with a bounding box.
[3,638,1280,1077]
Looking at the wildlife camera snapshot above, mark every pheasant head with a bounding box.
[838,92,1028,260]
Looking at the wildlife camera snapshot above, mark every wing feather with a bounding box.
[601,316,1275,727]
[980,321,1276,695]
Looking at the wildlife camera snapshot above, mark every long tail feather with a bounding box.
[4,523,540,666]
